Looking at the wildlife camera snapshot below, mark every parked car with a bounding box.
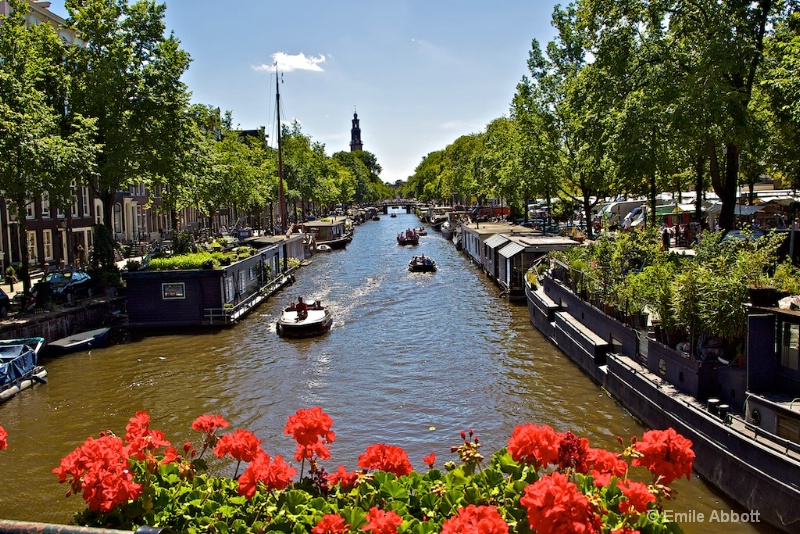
[0,288,9,318]
[43,270,93,304]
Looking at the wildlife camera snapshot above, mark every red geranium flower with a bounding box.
[423,452,436,468]
[358,443,413,477]
[192,414,230,435]
[558,431,590,472]
[617,480,656,514]
[0,425,8,450]
[520,471,601,534]
[124,410,171,461]
[214,429,262,463]
[361,507,403,534]
[585,447,628,487]
[632,428,694,484]
[441,504,509,534]
[312,514,350,534]
[52,434,142,513]
[327,464,359,490]
[285,407,336,462]
[236,450,297,498]
[507,423,561,469]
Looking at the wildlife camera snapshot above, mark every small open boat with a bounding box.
[397,229,419,246]
[316,244,332,252]
[276,299,333,338]
[415,227,427,236]
[408,255,437,273]
[47,327,111,354]
[0,337,46,403]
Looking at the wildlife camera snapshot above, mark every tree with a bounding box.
[0,0,97,293]
[65,0,191,231]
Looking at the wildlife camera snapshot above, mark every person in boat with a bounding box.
[295,296,309,321]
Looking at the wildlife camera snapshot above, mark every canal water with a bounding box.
[0,212,772,533]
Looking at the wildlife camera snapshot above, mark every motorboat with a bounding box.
[0,337,46,403]
[415,227,428,236]
[276,299,333,338]
[408,255,437,273]
[316,244,332,252]
[46,327,111,355]
[397,229,419,246]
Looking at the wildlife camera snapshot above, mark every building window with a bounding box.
[782,323,799,371]
[43,230,53,261]
[82,186,90,217]
[25,196,34,219]
[27,231,37,264]
[162,282,186,300]
[70,182,78,218]
[41,192,51,218]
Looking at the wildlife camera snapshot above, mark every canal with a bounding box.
[0,211,772,533]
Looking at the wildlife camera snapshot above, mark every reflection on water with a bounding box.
[0,212,772,532]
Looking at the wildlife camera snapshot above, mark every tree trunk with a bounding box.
[649,173,657,228]
[694,153,705,223]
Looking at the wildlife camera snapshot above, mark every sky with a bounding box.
[46,1,560,184]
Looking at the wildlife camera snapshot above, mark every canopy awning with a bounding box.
[499,241,526,258]
[485,234,510,249]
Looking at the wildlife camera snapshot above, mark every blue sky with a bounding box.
[47,1,559,183]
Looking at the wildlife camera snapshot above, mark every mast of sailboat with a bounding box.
[276,63,286,234]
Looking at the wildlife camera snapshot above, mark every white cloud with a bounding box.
[253,52,326,73]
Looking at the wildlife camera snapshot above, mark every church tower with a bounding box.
[349,111,363,151]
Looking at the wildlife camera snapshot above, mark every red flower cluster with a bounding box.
[361,507,403,534]
[284,407,336,462]
[358,444,413,477]
[192,414,229,436]
[558,431,590,471]
[214,429,262,463]
[327,465,359,490]
[125,411,171,462]
[237,451,297,498]
[507,423,560,468]
[584,447,628,487]
[312,514,350,534]
[440,504,509,534]
[0,424,7,450]
[632,428,694,484]
[53,435,142,513]
[617,480,656,514]
[422,452,436,468]
[520,472,601,534]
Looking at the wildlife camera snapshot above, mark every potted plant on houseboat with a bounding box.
[731,229,785,307]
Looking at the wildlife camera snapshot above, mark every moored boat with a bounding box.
[415,227,427,236]
[276,298,333,338]
[408,255,436,272]
[525,266,800,533]
[0,337,47,403]
[46,327,111,355]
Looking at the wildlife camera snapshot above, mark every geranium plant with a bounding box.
[33,408,697,532]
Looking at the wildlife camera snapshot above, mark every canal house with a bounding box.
[123,236,303,327]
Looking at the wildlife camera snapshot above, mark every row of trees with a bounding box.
[402,0,800,239]
[1,0,390,291]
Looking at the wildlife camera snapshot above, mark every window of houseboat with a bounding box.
[162,282,186,300]
[781,323,799,371]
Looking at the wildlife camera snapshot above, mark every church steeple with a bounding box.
[350,110,363,152]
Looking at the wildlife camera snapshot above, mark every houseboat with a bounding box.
[302,217,351,250]
[122,236,303,328]
[525,266,800,533]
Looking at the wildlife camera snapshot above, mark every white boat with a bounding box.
[316,244,332,252]
[276,299,333,338]
[441,221,453,240]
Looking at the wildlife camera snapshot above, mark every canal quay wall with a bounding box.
[0,297,125,344]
